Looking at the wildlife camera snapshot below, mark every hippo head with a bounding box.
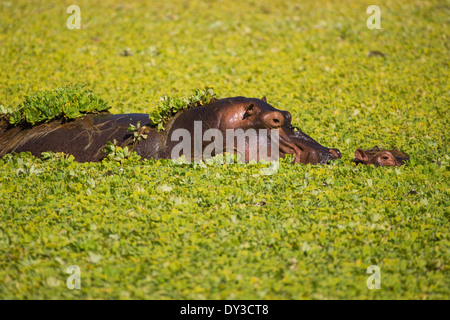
[354,146,409,167]
[165,96,341,164]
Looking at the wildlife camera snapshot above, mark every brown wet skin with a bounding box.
[354,146,410,167]
[164,96,342,164]
[0,96,342,164]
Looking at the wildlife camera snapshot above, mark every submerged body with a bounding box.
[0,113,162,162]
[0,97,341,164]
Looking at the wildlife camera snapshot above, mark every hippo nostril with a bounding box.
[329,148,341,158]
[329,149,338,158]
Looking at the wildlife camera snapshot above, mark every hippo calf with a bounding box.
[0,97,341,165]
[354,146,409,167]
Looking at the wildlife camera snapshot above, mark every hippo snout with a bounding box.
[329,148,341,159]
[317,148,342,164]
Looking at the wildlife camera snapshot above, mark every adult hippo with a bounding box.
[0,97,341,164]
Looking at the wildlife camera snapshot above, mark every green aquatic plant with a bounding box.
[0,0,448,301]
[149,87,217,131]
[127,121,149,143]
[2,84,110,126]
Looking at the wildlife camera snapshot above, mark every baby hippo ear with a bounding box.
[261,96,267,103]
[354,148,369,164]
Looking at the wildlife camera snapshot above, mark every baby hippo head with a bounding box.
[354,146,409,167]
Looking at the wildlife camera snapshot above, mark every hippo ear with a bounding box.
[354,148,369,164]
[261,96,267,103]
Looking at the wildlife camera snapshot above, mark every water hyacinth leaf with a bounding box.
[3,84,110,126]
[0,0,448,301]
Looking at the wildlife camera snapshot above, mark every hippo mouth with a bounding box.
[277,124,341,164]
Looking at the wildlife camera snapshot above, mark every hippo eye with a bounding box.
[382,156,389,160]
